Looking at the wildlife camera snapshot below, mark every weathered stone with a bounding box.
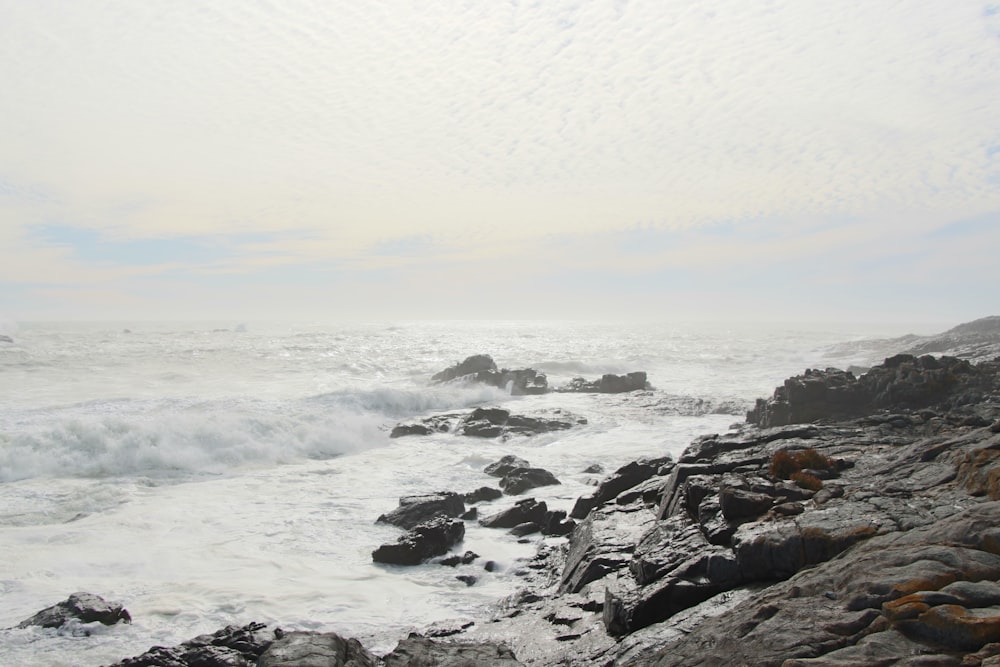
[570,457,673,519]
[464,486,503,504]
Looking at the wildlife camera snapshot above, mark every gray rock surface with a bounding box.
[372,517,466,566]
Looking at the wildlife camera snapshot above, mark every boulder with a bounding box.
[500,467,561,495]
[485,455,532,477]
[258,631,376,667]
[372,518,466,566]
[18,592,131,629]
[480,498,549,529]
[431,354,498,383]
[464,486,503,504]
[571,457,673,519]
[376,492,466,530]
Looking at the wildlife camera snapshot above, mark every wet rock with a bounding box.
[439,551,479,567]
[372,518,466,566]
[382,636,522,666]
[464,486,504,504]
[480,498,549,529]
[376,492,466,530]
[431,354,498,384]
[257,631,376,667]
[485,455,532,477]
[500,467,561,495]
[18,592,131,629]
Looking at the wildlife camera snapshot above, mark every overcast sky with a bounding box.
[2,0,998,323]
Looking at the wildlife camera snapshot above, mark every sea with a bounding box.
[0,320,941,666]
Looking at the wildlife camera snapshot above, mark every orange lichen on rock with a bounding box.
[913,604,1000,650]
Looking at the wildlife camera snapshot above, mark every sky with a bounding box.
[1,0,999,323]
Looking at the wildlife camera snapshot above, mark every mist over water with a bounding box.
[0,320,921,665]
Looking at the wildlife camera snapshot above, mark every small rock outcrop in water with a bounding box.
[376,492,466,530]
[429,354,651,395]
[484,455,562,495]
[0,334,13,344]
[17,592,131,629]
[431,354,549,395]
[390,407,587,440]
[557,372,650,394]
[372,517,466,566]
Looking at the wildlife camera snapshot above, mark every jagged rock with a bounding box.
[560,502,657,595]
[571,457,673,519]
[376,492,466,530]
[257,631,376,667]
[430,355,548,395]
[108,622,272,667]
[382,636,522,666]
[18,592,131,629]
[372,518,465,566]
[431,355,498,384]
[390,423,435,438]
[500,467,561,495]
[747,355,1000,428]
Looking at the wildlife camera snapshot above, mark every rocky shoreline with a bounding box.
[12,319,1000,666]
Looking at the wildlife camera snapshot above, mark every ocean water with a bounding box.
[0,320,930,666]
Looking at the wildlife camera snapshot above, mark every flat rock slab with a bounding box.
[382,636,522,666]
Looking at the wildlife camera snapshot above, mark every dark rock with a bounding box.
[372,518,465,566]
[376,492,466,530]
[485,455,533,477]
[429,355,549,395]
[389,423,435,438]
[583,464,604,474]
[718,486,774,521]
[480,498,549,529]
[18,592,131,629]
[382,636,522,666]
[0,334,13,343]
[431,354,498,384]
[500,467,561,495]
[558,372,650,393]
[460,508,478,520]
[257,631,376,667]
[464,486,504,504]
[108,622,272,667]
[571,457,673,519]
[456,575,478,586]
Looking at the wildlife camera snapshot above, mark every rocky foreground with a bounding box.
[14,320,1000,666]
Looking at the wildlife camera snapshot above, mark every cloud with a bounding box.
[0,1,998,319]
